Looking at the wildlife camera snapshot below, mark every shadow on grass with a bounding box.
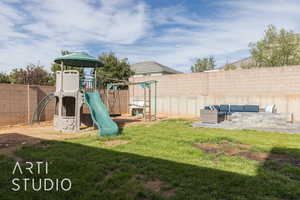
[80,113,141,134]
[0,133,299,200]
[114,118,142,134]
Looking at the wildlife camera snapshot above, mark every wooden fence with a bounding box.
[100,89,129,115]
[0,84,129,126]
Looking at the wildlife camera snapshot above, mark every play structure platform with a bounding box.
[32,52,159,136]
[32,52,119,136]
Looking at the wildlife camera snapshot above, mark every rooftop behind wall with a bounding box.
[130,66,300,121]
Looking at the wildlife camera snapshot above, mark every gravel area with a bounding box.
[193,112,300,134]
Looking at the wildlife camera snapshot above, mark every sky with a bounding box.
[1,0,300,73]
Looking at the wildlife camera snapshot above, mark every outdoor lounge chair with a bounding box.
[200,104,259,123]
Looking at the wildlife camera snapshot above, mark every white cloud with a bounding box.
[115,0,300,71]
[0,0,149,71]
[0,2,27,43]
[1,0,300,72]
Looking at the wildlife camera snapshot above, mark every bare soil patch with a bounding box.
[194,142,300,168]
[0,133,41,149]
[162,188,177,198]
[144,178,176,198]
[102,140,129,147]
[0,133,41,160]
[0,115,166,157]
[0,122,96,158]
[144,179,162,193]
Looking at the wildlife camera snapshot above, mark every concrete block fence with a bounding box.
[130,66,300,121]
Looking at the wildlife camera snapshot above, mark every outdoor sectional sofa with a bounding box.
[200,104,259,124]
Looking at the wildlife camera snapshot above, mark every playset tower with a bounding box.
[50,52,118,136]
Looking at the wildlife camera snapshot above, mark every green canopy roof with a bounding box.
[54,52,103,68]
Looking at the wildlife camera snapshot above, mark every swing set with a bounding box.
[106,80,158,121]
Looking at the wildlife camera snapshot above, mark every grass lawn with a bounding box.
[1,119,300,200]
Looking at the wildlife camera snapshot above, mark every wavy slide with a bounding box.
[85,91,119,136]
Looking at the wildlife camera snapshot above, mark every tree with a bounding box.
[9,64,51,85]
[191,56,216,72]
[96,52,134,88]
[240,63,254,69]
[223,64,237,71]
[249,25,300,67]
[0,72,10,83]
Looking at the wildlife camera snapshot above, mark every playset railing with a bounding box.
[80,78,96,92]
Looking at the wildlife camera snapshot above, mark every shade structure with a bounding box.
[54,52,103,68]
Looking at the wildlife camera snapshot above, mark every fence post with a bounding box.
[27,84,30,124]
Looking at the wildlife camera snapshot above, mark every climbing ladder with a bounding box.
[31,93,55,124]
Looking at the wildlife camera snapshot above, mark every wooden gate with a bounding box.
[99,89,129,114]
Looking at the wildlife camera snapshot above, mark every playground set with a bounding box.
[32,52,157,136]
[107,80,157,121]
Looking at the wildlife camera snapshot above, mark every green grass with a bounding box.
[1,118,300,200]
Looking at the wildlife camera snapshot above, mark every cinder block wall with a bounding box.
[130,66,300,121]
[0,84,55,126]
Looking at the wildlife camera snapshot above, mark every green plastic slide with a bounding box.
[85,90,119,136]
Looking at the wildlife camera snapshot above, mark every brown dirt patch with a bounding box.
[102,140,129,147]
[194,142,300,168]
[0,115,167,158]
[162,188,176,198]
[0,134,40,149]
[144,179,162,193]
[0,133,41,159]
[0,122,96,140]
[144,178,176,198]
[0,122,97,158]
